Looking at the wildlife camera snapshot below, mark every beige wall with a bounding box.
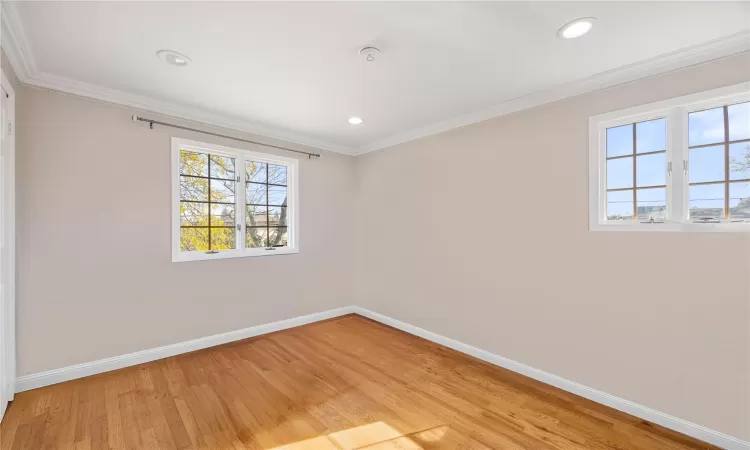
[15,85,356,376]
[6,44,749,440]
[354,53,750,440]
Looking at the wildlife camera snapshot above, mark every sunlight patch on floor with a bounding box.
[361,426,449,449]
[268,422,417,450]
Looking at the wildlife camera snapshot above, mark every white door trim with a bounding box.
[0,68,16,422]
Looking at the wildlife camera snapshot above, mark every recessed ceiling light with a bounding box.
[348,117,364,125]
[156,50,192,67]
[557,17,596,39]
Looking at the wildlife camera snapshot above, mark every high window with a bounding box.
[589,82,750,232]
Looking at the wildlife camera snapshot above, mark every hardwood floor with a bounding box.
[0,314,719,450]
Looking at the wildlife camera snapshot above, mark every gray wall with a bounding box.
[15,85,356,376]
[353,53,750,440]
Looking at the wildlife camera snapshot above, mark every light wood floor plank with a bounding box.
[1,315,720,449]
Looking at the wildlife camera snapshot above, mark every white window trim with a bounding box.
[171,137,300,262]
[589,81,750,232]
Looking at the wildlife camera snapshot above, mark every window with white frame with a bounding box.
[589,82,750,231]
[172,138,298,261]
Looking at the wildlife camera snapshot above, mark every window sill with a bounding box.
[172,247,299,262]
[589,221,750,233]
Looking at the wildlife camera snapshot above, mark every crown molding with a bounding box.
[355,30,750,155]
[28,74,355,155]
[1,1,36,81]
[2,1,749,157]
[25,71,355,155]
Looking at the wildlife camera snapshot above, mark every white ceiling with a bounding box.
[3,1,750,155]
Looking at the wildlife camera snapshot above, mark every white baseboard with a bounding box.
[351,306,749,450]
[15,306,356,393]
[14,305,748,450]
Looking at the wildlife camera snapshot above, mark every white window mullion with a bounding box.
[288,161,298,249]
[597,124,608,224]
[237,155,246,252]
[667,107,687,222]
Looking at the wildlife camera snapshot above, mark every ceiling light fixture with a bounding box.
[348,117,364,125]
[557,17,596,39]
[156,50,192,67]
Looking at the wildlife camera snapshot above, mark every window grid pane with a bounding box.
[607,190,634,220]
[636,187,666,221]
[729,142,750,181]
[728,101,750,142]
[606,121,666,221]
[246,161,289,249]
[180,149,237,251]
[688,106,725,147]
[690,183,725,219]
[730,181,750,219]
[636,118,666,154]
[688,105,750,219]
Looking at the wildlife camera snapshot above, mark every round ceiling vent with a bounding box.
[359,46,381,62]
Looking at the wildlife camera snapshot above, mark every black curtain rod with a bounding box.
[132,115,321,159]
